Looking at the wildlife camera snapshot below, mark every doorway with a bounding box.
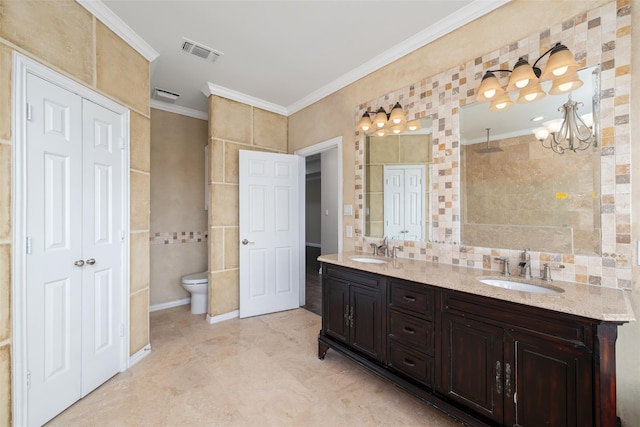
[295,137,342,314]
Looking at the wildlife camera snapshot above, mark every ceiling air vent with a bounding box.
[153,88,180,103]
[180,37,224,62]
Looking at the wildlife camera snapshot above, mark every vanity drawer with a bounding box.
[389,310,434,354]
[388,341,434,387]
[323,264,381,289]
[389,280,434,319]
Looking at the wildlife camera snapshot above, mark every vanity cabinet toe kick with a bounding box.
[317,262,627,427]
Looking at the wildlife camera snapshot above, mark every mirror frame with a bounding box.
[353,4,632,287]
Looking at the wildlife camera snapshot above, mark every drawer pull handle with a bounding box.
[402,358,416,367]
[402,327,416,335]
[403,295,416,302]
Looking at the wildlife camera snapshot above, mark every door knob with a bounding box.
[86,258,96,266]
[241,239,255,245]
[74,260,85,267]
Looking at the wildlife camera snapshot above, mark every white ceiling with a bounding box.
[88,0,510,118]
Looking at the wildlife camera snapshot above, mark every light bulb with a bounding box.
[496,101,508,110]
[515,79,529,89]
[553,65,569,76]
[558,82,574,92]
[524,93,538,101]
[484,89,496,99]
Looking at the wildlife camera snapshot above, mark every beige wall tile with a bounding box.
[0,144,10,240]
[0,344,10,426]
[0,245,9,342]
[253,108,287,152]
[129,290,149,355]
[209,269,239,315]
[211,96,251,144]
[208,228,224,271]
[130,111,150,172]
[210,184,239,226]
[211,139,224,183]
[130,232,149,294]
[130,171,150,231]
[224,227,239,270]
[96,21,149,115]
[0,0,94,85]
[0,45,11,141]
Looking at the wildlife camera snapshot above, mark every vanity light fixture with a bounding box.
[475,42,582,106]
[358,102,406,133]
[532,94,596,154]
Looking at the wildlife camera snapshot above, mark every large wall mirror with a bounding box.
[364,118,433,242]
[460,66,601,255]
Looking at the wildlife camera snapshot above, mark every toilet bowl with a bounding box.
[181,272,209,315]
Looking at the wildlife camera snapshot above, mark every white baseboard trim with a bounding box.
[149,298,190,312]
[207,310,239,324]
[128,344,151,368]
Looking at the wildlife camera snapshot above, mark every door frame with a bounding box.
[294,136,343,307]
[11,53,131,426]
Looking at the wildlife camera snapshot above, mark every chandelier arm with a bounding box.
[531,43,560,70]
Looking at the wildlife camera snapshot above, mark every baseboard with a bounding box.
[207,310,239,324]
[149,298,190,312]
[128,344,151,367]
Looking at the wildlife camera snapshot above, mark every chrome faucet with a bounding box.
[541,263,565,281]
[376,236,388,257]
[391,245,403,259]
[495,257,511,276]
[519,248,531,279]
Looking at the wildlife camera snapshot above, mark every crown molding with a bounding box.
[150,100,208,120]
[202,83,289,116]
[286,0,511,115]
[76,0,159,62]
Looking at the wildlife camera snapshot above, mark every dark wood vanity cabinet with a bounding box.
[441,291,596,427]
[319,264,386,362]
[318,263,623,427]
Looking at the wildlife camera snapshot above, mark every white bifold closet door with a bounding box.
[25,73,124,426]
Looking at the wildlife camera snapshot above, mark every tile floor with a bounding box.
[47,306,464,426]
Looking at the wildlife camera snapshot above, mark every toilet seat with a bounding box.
[182,272,208,284]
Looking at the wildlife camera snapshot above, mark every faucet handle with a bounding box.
[541,263,565,281]
[494,257,511,276]
[391,245,403,258]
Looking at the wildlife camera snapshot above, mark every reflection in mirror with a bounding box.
[460,66,601,255]
[364,118,433,241]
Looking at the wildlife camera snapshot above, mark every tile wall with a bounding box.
[355,1,631,289]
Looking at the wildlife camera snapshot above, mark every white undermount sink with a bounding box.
[478,278,564,294]
[349,256,389,264]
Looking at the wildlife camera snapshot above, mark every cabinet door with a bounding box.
[322,277,350,345]
[350,285,384,361]
[509,334,593,427]
[441,312,504,424]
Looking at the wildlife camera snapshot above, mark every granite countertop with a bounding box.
[318,252,635,323]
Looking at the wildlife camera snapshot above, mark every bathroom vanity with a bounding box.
[317,253,634,427]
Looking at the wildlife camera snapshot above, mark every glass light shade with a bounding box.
[406,120,421,131]
[358,112,372,132]
[476,71,504,102]
[488,93,514,112]
[391,125,403,134]
[388,102,405,125]
[539,44,580,81]
[506,59,538,91]
[543,118,564,133]
[373,107,388,128]
[581,112,594,127]
[548,72,583,95]
[516,83,546,104]
[533,127,550,141]
[376,128,386,137]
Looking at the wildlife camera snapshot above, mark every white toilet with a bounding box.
[181,272,209,315]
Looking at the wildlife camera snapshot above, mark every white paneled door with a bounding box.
[25,74,124,426]
[239,150,301,318]
[384,165,426,241]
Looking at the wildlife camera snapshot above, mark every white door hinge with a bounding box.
[25,236,32,254]
[121,231,125,242]
[26,370,31,389]
[26,103,32,121]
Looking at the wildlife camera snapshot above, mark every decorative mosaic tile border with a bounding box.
[353,1,632,289]
[150,231,208,245]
